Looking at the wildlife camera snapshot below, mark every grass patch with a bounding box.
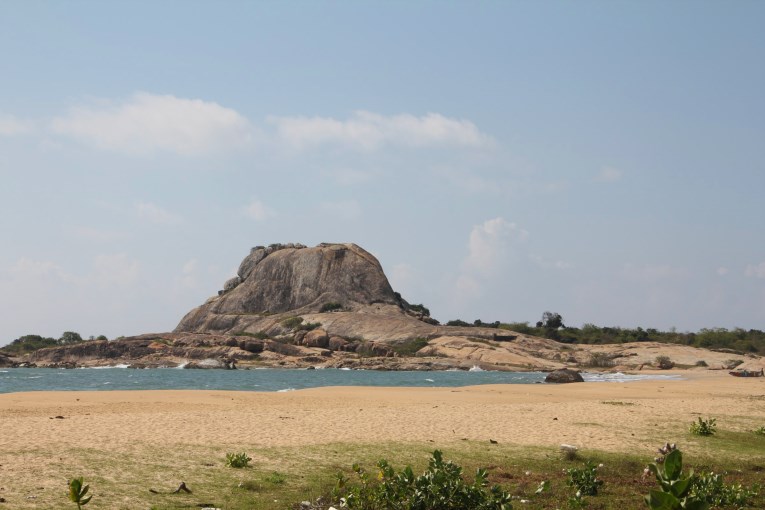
[3,440,765,509]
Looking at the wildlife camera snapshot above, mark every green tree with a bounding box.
[59,331,83,345]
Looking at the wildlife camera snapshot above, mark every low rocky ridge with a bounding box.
[5,242,765,373]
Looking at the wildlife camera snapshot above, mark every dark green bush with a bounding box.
[320,302,343,313]
[281,316,304,329]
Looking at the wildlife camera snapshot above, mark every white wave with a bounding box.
[582,371,682,383]
[468,365,484,372]
[0,370,8,373]
[174,362,188,369]
[80,364,130,369]
[425,378,435,382]
[339,367,352,371]
[277,388,296,392]
[102,382,111,385]
[26,376,43,379]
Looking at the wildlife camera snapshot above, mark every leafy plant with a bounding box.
[333,449,513,509]
[644,444,708,510]
[68,477,92,509]
[754,426,765,436]
[689,417,717,436]
[264,471,286,485]
[690,471,759,507]
[566,461,603,496]
[225,452,252,468]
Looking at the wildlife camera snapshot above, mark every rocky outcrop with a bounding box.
[176,243,401,333]
[0,352,14,367]
[545,369,584,383]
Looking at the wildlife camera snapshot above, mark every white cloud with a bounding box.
[596,166,623,182]
[9,258,71,281]
[745,261,765,279]
[50,93,252,155]
[463,217,528,275]
[269,110,492,151]
[319,199,362,220]
[136,201,182,225]
[93,254,139,287]
[242,200,276,221]
[452,217,528,302]
[0,114,33,136]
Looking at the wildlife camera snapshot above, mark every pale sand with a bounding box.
[1,371,763,455]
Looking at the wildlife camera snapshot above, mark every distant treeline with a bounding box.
[448,312,765,356]
[2,332,106,355]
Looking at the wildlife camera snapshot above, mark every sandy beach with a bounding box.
[1,371,764,508]
[2,371,763,453]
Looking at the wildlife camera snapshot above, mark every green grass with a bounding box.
[4,439,764,509]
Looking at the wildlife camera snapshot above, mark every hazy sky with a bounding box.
[1,1,764,344]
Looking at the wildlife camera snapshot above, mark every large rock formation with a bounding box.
[175,243,403,334]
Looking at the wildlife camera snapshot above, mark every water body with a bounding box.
[0,367,681,394]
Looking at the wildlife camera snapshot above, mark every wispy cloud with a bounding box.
[50,93,253,155]
[745,261,765,279]
[0,114,34,136]
[135,201,183,225]
[463,217,528,275]
[268,110,492,151]
[455,217,528,300]
[241,200,276,221]
[596,166,623,182]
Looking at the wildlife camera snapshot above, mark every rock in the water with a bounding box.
[176,243,400,333]
[545,369,584,383]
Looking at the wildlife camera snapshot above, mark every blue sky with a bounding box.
[1,1,764,343]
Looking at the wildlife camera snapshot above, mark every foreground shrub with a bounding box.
[68,477,92,509]
[226,452,252,468]
[689,417,717,436]
[690,471,759,507]
[644,445,708,510]
[754,426,765,436]
[567,461,603,496]
[333,449,512,509]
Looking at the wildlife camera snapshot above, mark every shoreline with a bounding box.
[2,371,763,452]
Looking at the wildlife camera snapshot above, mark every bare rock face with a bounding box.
[175,243,401,333]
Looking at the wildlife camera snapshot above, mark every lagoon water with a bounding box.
[0,367,681,394]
